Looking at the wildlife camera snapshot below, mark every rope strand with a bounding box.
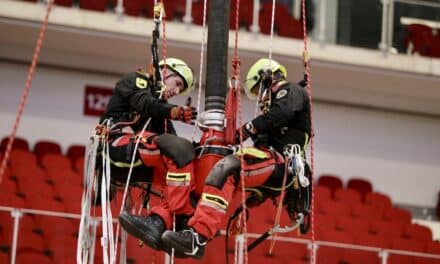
[0,0,54,184]
[301,0,316,263]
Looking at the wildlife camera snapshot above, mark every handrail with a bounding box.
[394,0,440,8]
[1,206,440,263]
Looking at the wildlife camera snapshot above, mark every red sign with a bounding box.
[83,85,113,117]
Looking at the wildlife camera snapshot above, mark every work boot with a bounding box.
[161,228,207,260]
[119,213,165,250]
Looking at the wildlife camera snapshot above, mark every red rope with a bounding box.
[0,0,54,184]
[230,0,249,263]
[301,0,316,263]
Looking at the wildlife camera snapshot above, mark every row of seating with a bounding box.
[0,136,85,166]
[404,24,440,58]
[18,0,305,39]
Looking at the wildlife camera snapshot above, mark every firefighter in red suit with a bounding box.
[98,58,199,253]
[160,58,312,259]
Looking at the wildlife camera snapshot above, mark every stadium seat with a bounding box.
[123,0,153,17]
[36,215,76,236]
[314,185,332,202]
[369,219,404,237]
[355,231,391,248]
[347,178,373,201]
[335,216,369,234]
[79,0,109,12]
[15,251,52,264]
[16,168,54,197]
[33,140,62,162]
[382,206,412,224]
[316,229,355,264]
[54,0,73,7]
[191,1,205,26]
[432,34,440,58]
[125,235,165,263]
[0,251,8,264]
[317,199,351,217]
[0,191,25,208]
[0,173,17,194]
[334,188,362,206]
[350,203,382,220]
[49,234,77,264]
[25,195,66,212]
[389,237,425,264]
[402,223,433,242]
[365,191,392,211]
[0,137,29,152]
[352,232,389,264]
[230,0,254,30]
[404,23,434,57]
[9,150,38,173]
[277,16,303,39]
[66,144,86,163]
[317,174,343,198]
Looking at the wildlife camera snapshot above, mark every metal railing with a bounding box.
[1,205,440,264]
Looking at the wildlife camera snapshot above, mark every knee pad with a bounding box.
[205,155,241,189]
[156,133,195,168]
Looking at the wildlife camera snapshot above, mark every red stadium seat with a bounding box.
[191,0,205,26]
[347,178,373,202]
[350,203,383,220]
[317,174,343,198]
[383,206,412,224]
[54,0,73,7]
[66,144,86,163]
[25,195,66,212]
[0,173,17,194]
[317,200,351,217]
[33,140,62,161]
[123,0,154,17]
[41,153,72,176]
[230,0,254,30]
[0,137,29,152]
[369,219,404,237]
[9,150,38,173]
[79,0,109,12]
[355,231,391,248]
[277,16,303,39]
[389,237,425,264]
[402,223,432,242]
[335,216,369,234]
[334,188,362,206]
[365,192,392,211]
[15,251,52,264]
[48,234,77,264]
[404,23,434,57]
[432,34,440,58]
[0,191,25,208]
[125,235,165,263]
[352,232,389,264]
[314,185,332,202]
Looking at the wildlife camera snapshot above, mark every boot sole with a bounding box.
[118,215,162,250]
[162,231,203,260]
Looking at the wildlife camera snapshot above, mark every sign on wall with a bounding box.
[83,85,113,117]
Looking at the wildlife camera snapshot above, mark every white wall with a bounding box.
[1,61,439,207]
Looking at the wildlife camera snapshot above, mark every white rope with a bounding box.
[113,117,152,262]
[253,0,277,119]
[77,134,100,264]
[192,0,209,141]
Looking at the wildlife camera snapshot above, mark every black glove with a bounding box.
[297,74,307,87]
[235,121,257,144]
[170,106,197,124]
